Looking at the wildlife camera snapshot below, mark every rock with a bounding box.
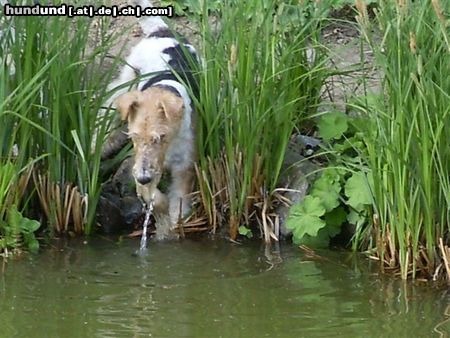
[276,134,320,238]
[96,157,143,233]
[121,196,142,226]
[96,195,123,234]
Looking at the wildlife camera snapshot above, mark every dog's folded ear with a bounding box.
[115,91,142,121]
[158,91,184,122]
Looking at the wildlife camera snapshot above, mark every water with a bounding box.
[1,238,449,338]
[139,202,154,253]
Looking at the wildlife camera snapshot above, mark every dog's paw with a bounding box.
[153,213,180,241]
[153,229,180,241]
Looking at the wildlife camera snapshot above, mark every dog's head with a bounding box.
[115,87,184,186]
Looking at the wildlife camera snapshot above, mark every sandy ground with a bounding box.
[321,23,380,111]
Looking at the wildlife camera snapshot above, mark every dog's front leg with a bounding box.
[153,188,169,214]
[168,167,194,226]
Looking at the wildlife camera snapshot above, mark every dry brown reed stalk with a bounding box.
[409,31,417,54]
[371,219,450,279]
[17,166,33,201]
[397,0,407,14]
[194,149,285,241]
[431,0,445,23]
[228,43,237,75]
[33,172,86,234]
[173,189,211,234]
[386,225,396,268]
[3,164,34,210]
[373,222,399,271]
[355,0,368,23]
[431,0,450,53]
[177,199,186,238]
[176,220,210,234]
[439,238,450,282]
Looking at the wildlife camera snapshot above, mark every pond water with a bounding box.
[1,238,449,337]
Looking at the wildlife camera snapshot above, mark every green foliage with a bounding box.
[0,206,41,253]
[344,171,373,210]
[317,111,348,141]
[286,113,374,248]
[238,226,253,239]
[286,196,326,241]
[309,168,341,212]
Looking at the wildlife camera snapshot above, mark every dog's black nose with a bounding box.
[136,175,152,185]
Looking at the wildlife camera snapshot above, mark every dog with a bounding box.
[101,0,199,237]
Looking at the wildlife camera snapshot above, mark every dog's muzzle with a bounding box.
[135,169,159,185]
[135,168,160,185]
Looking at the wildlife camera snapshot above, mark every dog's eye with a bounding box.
[159,134,166,142]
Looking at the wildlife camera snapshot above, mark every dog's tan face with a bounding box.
[115,87,184,186]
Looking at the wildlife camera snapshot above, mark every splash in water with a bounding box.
[139,200,154,252]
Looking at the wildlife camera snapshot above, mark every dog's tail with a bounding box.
[131,0,169,36]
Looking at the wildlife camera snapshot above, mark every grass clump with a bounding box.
[353,0,450,279]
[190,0,330,240]
[0,0,123,246]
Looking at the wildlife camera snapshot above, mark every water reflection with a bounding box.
[0,238,449,337]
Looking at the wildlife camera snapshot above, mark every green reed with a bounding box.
[355,0,450,279]
[0,0,124,235]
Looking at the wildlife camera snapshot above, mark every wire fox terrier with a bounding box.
[101,0,199,236]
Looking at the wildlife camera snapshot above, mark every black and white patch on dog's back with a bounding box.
[104,0,199,110]
[141,42,199,97]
